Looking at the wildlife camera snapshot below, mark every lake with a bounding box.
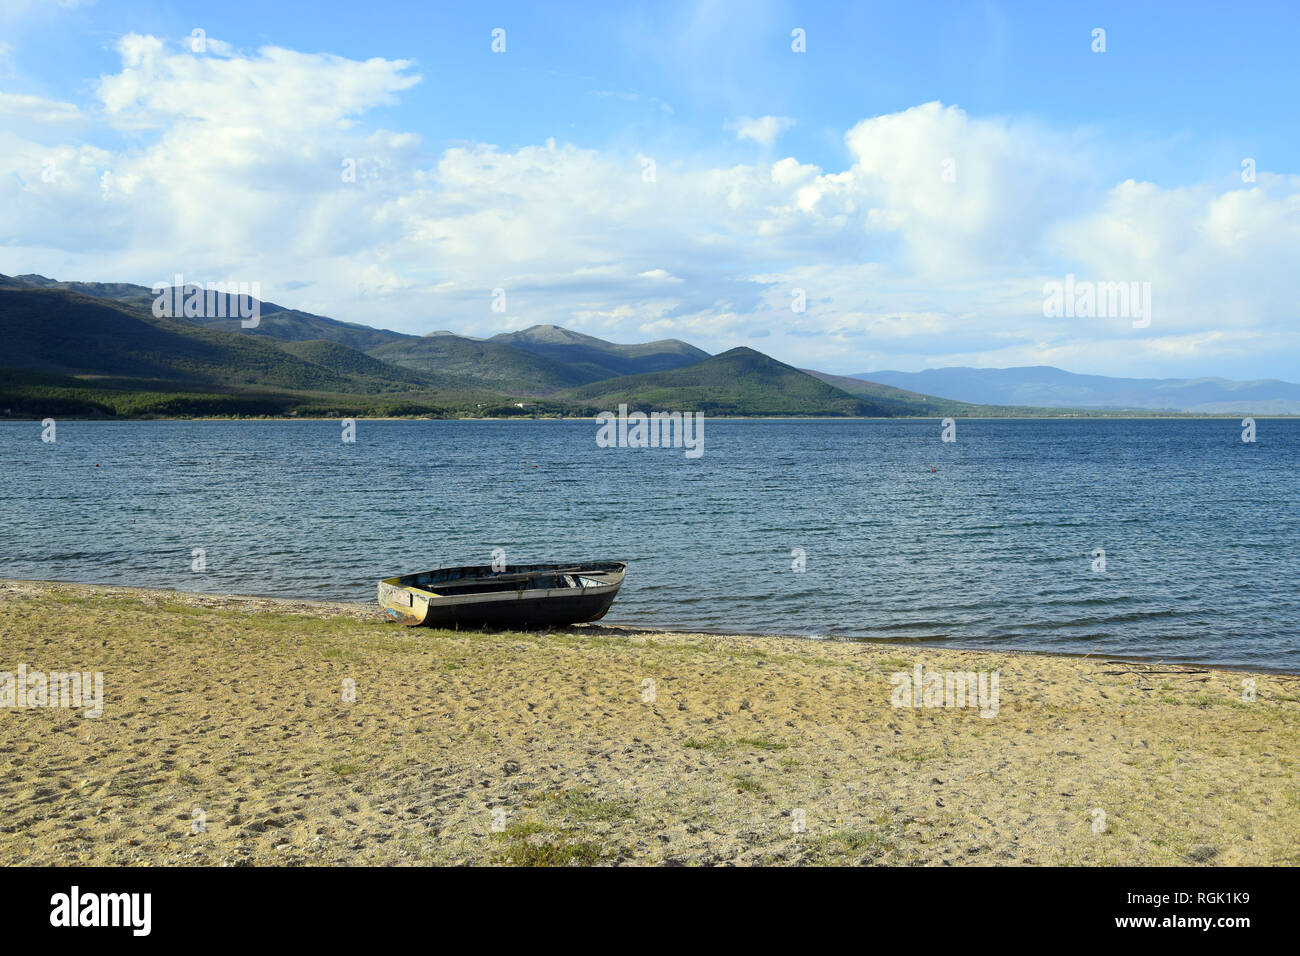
[2,418,1296,671]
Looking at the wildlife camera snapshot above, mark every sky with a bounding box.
[1,0,1297,379]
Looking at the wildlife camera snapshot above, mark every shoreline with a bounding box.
[2,579,1297,866]
[3,578,1295,677]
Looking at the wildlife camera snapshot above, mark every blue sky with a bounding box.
[11,2,1297,185]
[2,0,1298,378]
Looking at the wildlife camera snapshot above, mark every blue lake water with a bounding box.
[1,419,1297,671]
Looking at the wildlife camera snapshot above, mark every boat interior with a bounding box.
[433,573,600,595]
[398,563,623,596]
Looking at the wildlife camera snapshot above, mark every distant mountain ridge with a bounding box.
[0,273,409,352]
[490,324,710,379]
[368,333,597,394]
[559,347,883,416]
[6,272,1293,419]
[859,366,1300,413]
[0,287,489,416]
[0,274,709,389]
[801,369,979,416]
[2,272,945,418]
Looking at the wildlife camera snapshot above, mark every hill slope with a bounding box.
[558,347,897,416]
[272,340,449,391]
[0,288,369,391]
[0,287,512,417]
[184,306,409,352]
[491,324,710,379]
[0,274,409,352]
[368,333,599,394]
[801,369,979,415]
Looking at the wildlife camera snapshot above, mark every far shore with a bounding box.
[2,578,1297,866]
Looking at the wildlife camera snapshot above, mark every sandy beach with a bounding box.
[1,579,1297,866]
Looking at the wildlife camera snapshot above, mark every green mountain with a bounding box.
[557,347,900,416]
[2,272,1070,420]
[0,287,507,417]
[368,333,598,394]
[0,274,409,352]
[0,287,364,390]
[0,274,162,309]
[801,369,985,415]
[490,324,709,379]
[273,339,447,390]
[184,305,408,352]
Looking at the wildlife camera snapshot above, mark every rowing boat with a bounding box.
[378,561,626,628]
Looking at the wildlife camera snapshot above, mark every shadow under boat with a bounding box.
[378,561,627,629]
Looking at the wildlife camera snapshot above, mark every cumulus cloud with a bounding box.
[1052,175,1300,336]
[1,34,1297,378]
[98,33,419,129]
[725,114,795,147]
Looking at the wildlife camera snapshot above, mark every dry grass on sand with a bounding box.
[1,579,1297,866]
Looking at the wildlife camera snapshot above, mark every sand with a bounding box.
[1,579,1296,866]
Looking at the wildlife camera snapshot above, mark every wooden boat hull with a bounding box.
[378,561,626,629]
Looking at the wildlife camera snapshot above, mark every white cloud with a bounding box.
[637,269,682,283]
[725,114,795,147]
[1,36,1297,379]
[1051,175,1300,337]
[98,33,419,130]
[0,91,81,123]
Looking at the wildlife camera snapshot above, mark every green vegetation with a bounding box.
[185,306,406,352]
[801,828,895,863]
[490,323,709,379]
[558,347,891,416]
[273,339,436,389]
[369,333,596,393]
[0,367,509,420]
[0,287,515,418]
[0,288,366,390]
[526,786,636,822]
[683,735,790,753]
[485,789,635,865]
[0,274,406,351]
[492,835,622,866]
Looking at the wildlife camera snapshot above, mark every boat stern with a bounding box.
[377,577,430,626]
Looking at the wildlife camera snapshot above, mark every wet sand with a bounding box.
[2,579,1297,866]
